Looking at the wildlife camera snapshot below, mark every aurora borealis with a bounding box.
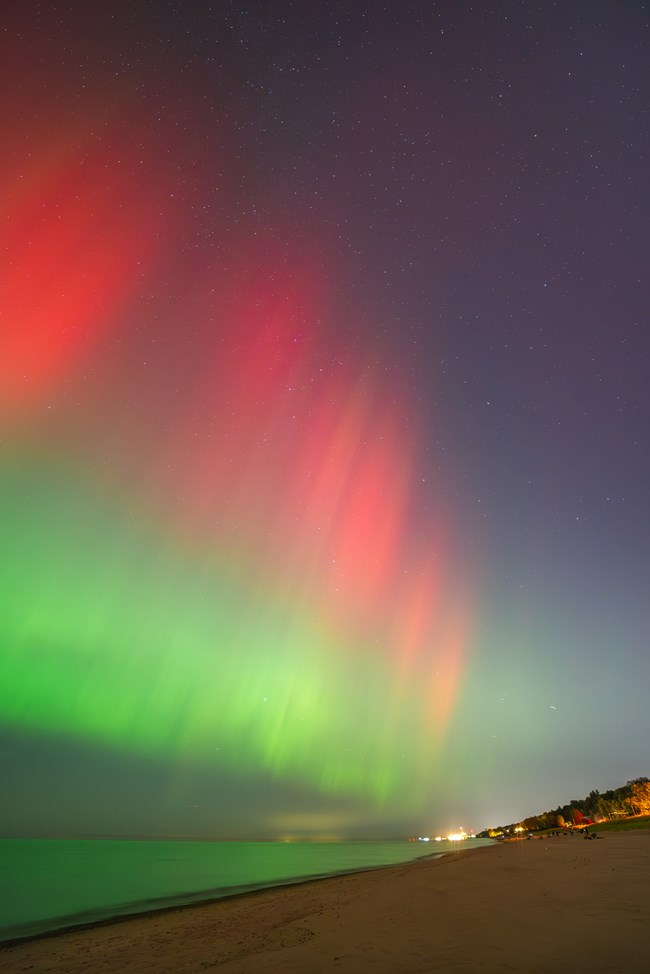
[2,1,649,839]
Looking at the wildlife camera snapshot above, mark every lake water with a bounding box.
[0,837,489,941]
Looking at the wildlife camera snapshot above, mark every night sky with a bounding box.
[1,0,648,840]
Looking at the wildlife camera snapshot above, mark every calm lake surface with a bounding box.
[0,837,489,941]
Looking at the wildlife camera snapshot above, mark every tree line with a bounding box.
[478,776,650,837]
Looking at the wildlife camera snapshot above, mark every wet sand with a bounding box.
[1,830,648,973]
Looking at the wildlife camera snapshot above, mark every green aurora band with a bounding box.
[1,460,458,813]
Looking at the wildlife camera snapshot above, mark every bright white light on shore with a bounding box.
[447,832,466,842]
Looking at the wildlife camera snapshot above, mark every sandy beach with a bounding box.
[1,830,648,974]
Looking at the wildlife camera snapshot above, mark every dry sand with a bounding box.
[1,830,648,973]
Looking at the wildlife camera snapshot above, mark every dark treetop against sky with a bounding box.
[1,0,648,839]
